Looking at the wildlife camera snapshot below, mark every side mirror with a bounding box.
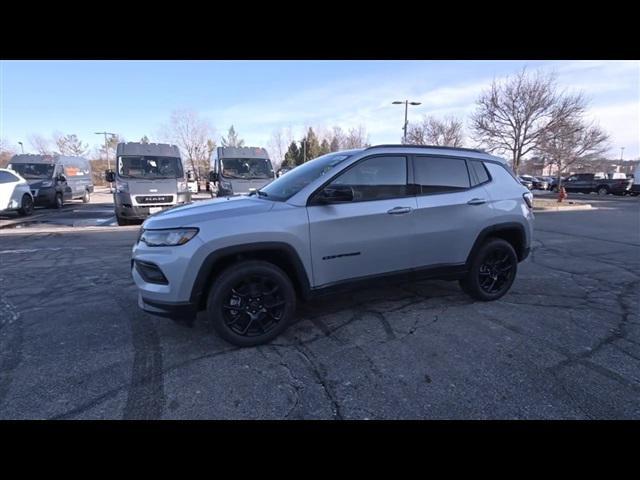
[316,185,354,204]
[209,171,218,182]
[57,174,67,183]
[105,170,115,183]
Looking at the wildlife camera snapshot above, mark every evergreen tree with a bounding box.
[329,136,340,152]
[305,127,321,160]
[221,125,245,148]
[140,135,150,144]
[320,139,330,156]
[283,141,299,168]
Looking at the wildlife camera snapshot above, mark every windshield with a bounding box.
[259,152,352,201]
[9,163,55,179]
[220,158,273,179]
[118,156,183,179]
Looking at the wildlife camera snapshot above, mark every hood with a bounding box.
[143,195,275,229]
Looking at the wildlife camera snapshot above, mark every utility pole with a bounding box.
[95,131,117,193]
[18,142,24,153]
[620,147,625,161]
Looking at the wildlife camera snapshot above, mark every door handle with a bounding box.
[387,206,413,215]
[467,198,486,205]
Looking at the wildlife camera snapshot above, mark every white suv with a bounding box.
[132,145,534,346]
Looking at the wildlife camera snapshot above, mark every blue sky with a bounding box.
[1,60,638,160]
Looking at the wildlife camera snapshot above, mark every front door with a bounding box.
[307,155,416,287]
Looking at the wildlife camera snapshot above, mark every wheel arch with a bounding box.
[190,242,311,310]
[466,222,528,266]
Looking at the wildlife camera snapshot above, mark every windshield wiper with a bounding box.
[256,190,268,198]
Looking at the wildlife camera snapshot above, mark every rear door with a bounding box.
[410,155,494,267]
[307,155,416,287]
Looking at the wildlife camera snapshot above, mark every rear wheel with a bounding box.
[597,186,609,196]
[459,238,518,301]
[18,194,34,216]
[206,260,296,347]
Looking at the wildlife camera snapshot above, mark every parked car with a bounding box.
[7,154,93,208]
[630,165,640,196]
[532,177,550,190]
[0,168,34,216]
[209,146,276,197]
[562,173,633,196]
[518,176,533,189]
[132,144,534,347]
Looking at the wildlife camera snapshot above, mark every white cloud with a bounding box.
[587,100,640,158]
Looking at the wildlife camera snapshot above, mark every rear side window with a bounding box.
[413,156,470,194]
[468,160,490,186]
[0,171,19,184]
[330,155,409,201]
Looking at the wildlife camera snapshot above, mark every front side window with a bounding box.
[329,156,408,202]
[117,156,183,179]
[413,156,470,194]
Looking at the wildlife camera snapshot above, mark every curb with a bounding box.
[534,204,593,212]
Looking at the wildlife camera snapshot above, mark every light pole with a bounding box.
[95,131,116,193]
[620,147,625,161]
[18,142,24,154]
[393,100,421,143]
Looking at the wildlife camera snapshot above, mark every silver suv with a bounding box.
[132,145,534,346]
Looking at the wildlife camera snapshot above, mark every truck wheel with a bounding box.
[597,186,609,196]
[18,194,34,216]
[116,215,130,226]
[459,238,518,302]
[82,190,90,203]
[206,260,296,347]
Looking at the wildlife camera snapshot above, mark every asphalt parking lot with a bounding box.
[0,191,638,419]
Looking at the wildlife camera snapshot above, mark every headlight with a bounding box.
[177,180,188,192]
[40,180,54,187]
[523,192,534,209]
[139,228,199,247]
[116,181,129,193]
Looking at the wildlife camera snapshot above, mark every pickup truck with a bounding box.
[562,173,633,196]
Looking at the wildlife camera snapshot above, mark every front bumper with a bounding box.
[31,187,56,206]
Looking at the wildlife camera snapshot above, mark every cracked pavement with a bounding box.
[0,194,638,419]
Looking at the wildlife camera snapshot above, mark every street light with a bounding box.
[17,142,24,154]
[620,147,625,161]
[392,100,422,143]
[95,131,117,193]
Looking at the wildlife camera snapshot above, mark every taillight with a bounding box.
[523,192,534,209]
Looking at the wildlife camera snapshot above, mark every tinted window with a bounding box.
[330,156,408,201]
[413,156,470,194]
[0,171,19,184]
[469,160,490,186]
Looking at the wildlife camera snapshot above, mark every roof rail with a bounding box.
[365,144,485,154]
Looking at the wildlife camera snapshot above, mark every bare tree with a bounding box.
[0,139,15,168]
[159,110,215,182]
[29,134,53,155]
[471,68,586,174]
[537,116,609,188]
[406,116,464,147]
[53,132,89,156]
[268,128,287,170]
[343,125,370,149]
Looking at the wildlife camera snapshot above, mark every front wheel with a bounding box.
[53,193,63,209]
[116,215,130,226]
[82,190,90,203]
[460,238,518,301]
[18,194,34,216]
[206,260,296,347]
[597,186,609,196]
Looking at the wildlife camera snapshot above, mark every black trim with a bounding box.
[134,260,169,285]
[466,222,529,265]
[141,297,198,320]
[366,144,485,154]
[322,252,361,261]
[189,242,311,306]
[309,263,468,298]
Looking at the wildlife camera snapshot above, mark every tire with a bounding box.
[597,186,609,196]
[18,194,34,216]
[206,260,296,347]
[82,190,90,203]
[116,215,130,226]
[459,238,518,302]
[53,192,63,209]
